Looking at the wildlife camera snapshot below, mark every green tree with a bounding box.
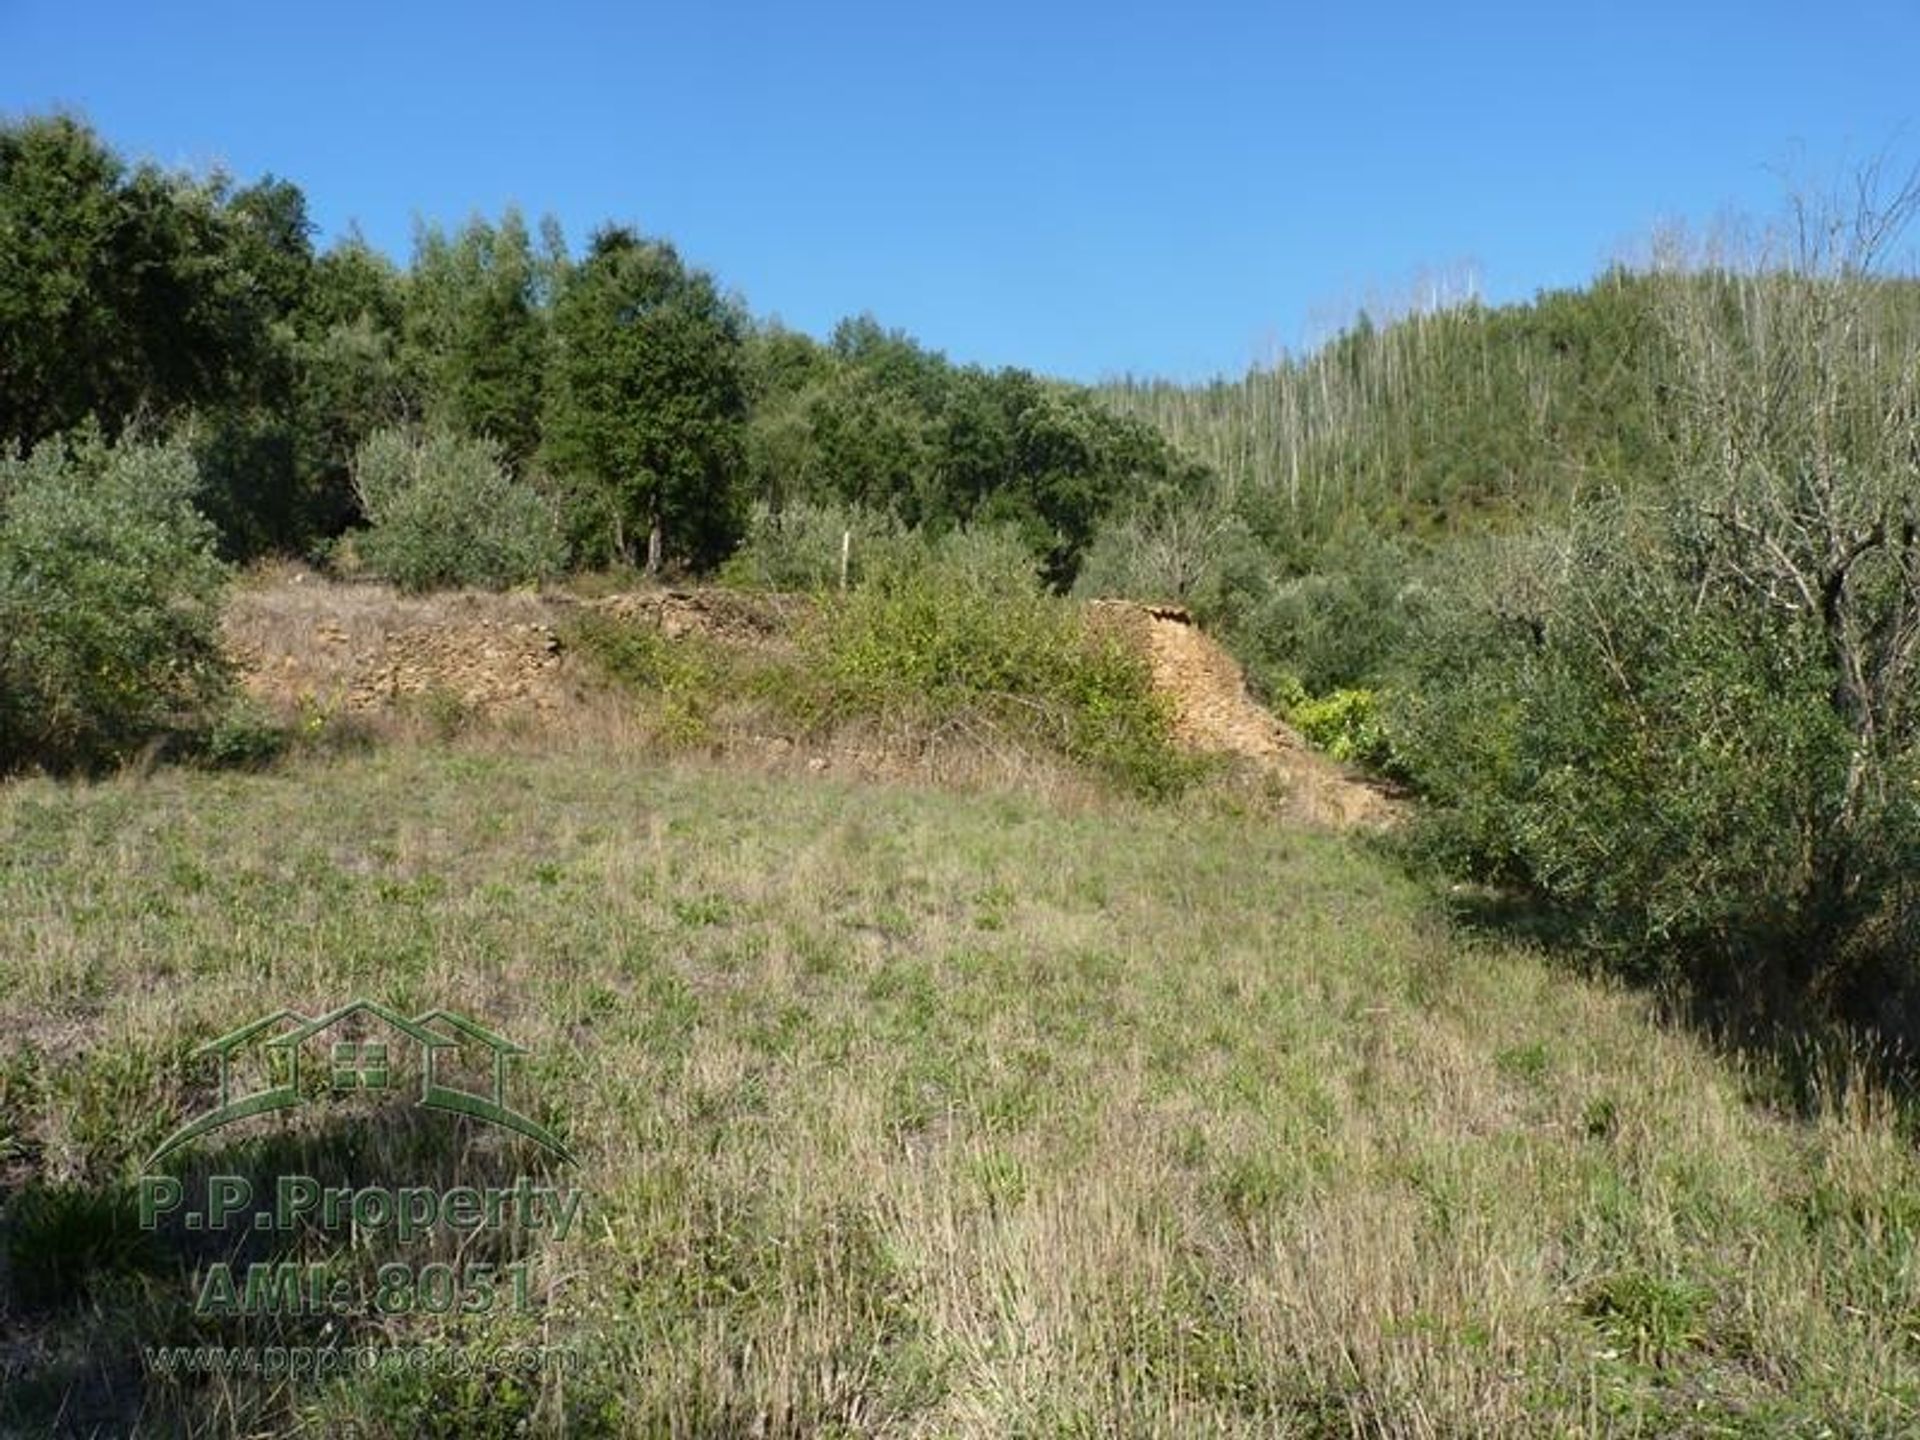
[543,227,747,572]
[0,114,129,444]
[830,313,952,412]
[804,367,936,519]
[979,371,1182,586]
[0,115,338,558]
[1393,176,1920,1037]
[741,323,835,511]
[225,175,316,318]
[0,431,230,770]
[287,238,413,537]
[401,210,552,467]
[0,115,282,448]
[185,175,317,558]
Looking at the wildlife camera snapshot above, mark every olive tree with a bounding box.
[350,424,565,592]
[0,432,230,770]
[1395,165,1920,1035]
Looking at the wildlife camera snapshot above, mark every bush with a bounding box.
[198,695,290,769]
[563,611,729,748]
[1392,501,1919,1015]
[1076,507,1428,711]
[351,425,565,592]
[810,528,1194,796]
[1238,531,1429,696]
[1071,490,1257,612]
[1289,687,1396,770]
[719,499,905,592]
[0,432,231,771]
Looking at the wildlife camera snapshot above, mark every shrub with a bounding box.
[198,695,290,769]
[0,431,231,771]
[1392,500,1919,1017]
[1289,687,1396,771]
[1071,489,1256,611]
[563,611,728,748]
[810,528,1194,796]
[719,498,905,592]
[350,425,565,592]
[1238,531,1429,697]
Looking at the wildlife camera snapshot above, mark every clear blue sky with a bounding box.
[4,1,1914,382]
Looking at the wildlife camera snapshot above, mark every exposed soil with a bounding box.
[224,576,1396,825]
[224,580,819,720]
[580,587,812,647]
[224,580,577,717]
[1088,601,1399,827]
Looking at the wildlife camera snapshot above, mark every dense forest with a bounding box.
[4,111,1919,1062]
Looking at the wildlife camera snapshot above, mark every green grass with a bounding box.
[563,575,1202,799]
[3,744,1919,1435]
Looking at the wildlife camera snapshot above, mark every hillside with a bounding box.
[219,573,1394,826]
[1094,269,1920,550]
[5,106,1920,1440]
[4,745,1916,1435]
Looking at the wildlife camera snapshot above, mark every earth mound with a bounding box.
[224,575,1397,825]
[1089,600,1398,826]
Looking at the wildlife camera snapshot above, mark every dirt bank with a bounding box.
[224,576,1396,825]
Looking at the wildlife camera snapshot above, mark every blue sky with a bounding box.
[4,1,1915,382]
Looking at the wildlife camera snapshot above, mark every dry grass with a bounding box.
[3,742,1918,1435]
[221,573,1387,826]
[217,573,1125,809]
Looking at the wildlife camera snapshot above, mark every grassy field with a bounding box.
[3,741,1918,1435]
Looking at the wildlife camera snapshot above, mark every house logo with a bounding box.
[149,999,574,1166]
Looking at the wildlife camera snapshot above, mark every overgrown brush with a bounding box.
[562,611,739,749]
[718,498,906,592]
[800,531,1195,796]
[0,430,232,771]
[1389,180,1920,1051]
[349,424,565,593]
[573,529,1197,797]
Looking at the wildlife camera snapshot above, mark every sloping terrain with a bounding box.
[1088,601,1398,825]
[3,747,1912,1436]
[224,576,1393,823]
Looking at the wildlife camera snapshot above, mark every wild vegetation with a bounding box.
[1085,174,1920,1061]
[347,424,565,593]
[4,107,1920,1434]
[0,429,232,772]
[560,528,1196,800]
[6,749,1920,1435]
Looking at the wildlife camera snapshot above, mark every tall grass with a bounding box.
[569,532,1200,799]
[3,745,1918,1434]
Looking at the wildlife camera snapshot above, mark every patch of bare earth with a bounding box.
[581,586,812,648]
[223,574,1396,825]
[223,576,817,718]
[223,574,578,718]
[1089,600,1400,827]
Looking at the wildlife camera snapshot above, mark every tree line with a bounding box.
[0,113,1192,585]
